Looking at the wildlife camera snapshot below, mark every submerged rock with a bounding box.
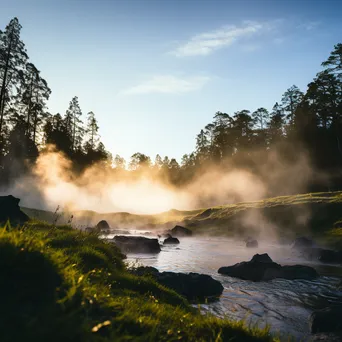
[163,236,180,245]
[170,225,192,237]
[131,266,223,302]
[310,306,342,333]
[0,195,29,226]
[292,236,314,250]
[113,235,161,254]
[218,253,319,281]
[96,220,110,230]
[246,239,258,248]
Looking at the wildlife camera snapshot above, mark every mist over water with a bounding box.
[1,146,314,218]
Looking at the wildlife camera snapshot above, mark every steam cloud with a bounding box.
[1,145,313,218]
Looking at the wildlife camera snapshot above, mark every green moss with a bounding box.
[0,221,277,342]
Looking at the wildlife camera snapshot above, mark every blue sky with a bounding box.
[1,0,341,162]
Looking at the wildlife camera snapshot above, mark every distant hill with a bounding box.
[22,192,342,238]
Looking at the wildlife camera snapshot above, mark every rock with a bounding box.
[170,225,192,237]
[251,253,273,263]
[310,306,342,333]
[131,266,159,276]
[0,195,29,226]
[300,247,342,264]
[113,235,161,254]
[246,239,258,248]
[292,236,314,250]
[96,220,110,230]
[218,253,319,281]
[319,249,342,263]
[163,237,180,245]
[131,266,223,302]
[280,265,319,280]
[311,333,342,341]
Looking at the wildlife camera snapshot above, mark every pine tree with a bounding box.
[281,85,304,124]
[0,18,28,138]
[65,96,83,151]
[85,111,99,150]
[19,62,51,143]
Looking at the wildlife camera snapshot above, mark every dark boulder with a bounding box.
[131,266,159,276]
[218,253,319,281]
[311,333,342,341]
[319,249,342,263]
[218,253,282,281]
[251,253,273,263]
[0,195,29,226]
[300,247,342,264]
[246,239,258,248]
[113,235,161,254]
[131,266,223,302]
[96,220,110,230]
[163,237,180,245]
[310,306,342,333]
[292,236,313,250]
[170,225,192,237]
[280,265,319,280]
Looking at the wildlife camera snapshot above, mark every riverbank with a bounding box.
[0,220,276,342]
[22,192,342,244]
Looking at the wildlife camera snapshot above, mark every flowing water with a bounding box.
[105,233,342,341]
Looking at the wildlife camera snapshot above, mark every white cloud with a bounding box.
[171,21,267,57]
[121,75,210,95]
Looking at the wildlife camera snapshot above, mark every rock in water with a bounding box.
[292,236,314,250]
[163,236,180,245]
[298,247,342,264]
[251,253,273,263]
[0,195,29,226]
[246,239,258,248]
[218,253,319,281]
[130,266,223,302]
[113,235,161,253]
[310,306,342,333]
[96,220,110,230]
[311,333,342,341]
[170,225,192,237]
[280,265,319,280]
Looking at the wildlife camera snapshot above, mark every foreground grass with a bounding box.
[0,220,277,342]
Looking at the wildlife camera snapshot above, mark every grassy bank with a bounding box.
[0,220,276,342]
[22,192,342,241]
[182,192,342,240]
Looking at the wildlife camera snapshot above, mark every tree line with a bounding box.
[1,17,342,193]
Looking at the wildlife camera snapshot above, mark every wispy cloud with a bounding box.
[297,21,320,31]
[121,75,210,95]
[171,21,269,57]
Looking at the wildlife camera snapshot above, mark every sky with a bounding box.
[1,0,341,162]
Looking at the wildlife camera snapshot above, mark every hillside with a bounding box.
[22,192,342,239]
[183,192,342,238]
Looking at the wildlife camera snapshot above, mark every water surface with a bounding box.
[106,234,342,341]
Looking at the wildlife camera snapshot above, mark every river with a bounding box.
[105,233,342,341]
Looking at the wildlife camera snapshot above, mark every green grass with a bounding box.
[181,191,342,239]
[22,191,342,239]
[0,220,278,342]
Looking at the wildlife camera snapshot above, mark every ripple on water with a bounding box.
[120,235,342,340]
